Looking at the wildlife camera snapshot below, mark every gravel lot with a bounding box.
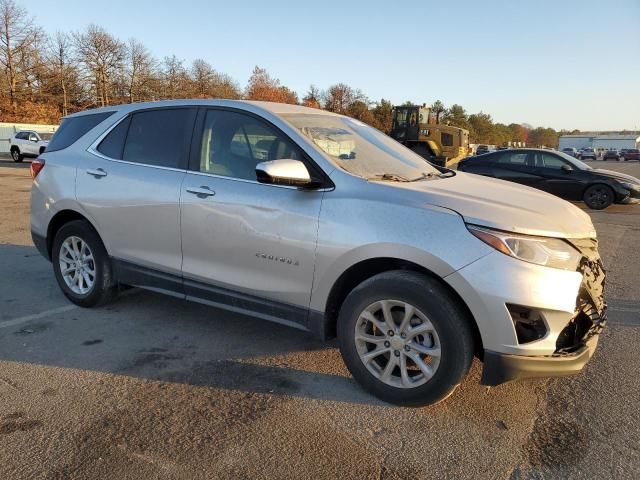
[0,156,638,479]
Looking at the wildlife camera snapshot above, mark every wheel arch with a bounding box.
[46,209,104,259]
[318,257,483,357]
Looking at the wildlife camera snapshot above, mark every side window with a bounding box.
[393,110,407,129]
[441,132,453,146]
[122,108,194,168]
[28,132,38,142]
[197,110,304,181]
[15,132,26,140]
[97,116,131,159]
[498,152,528,165]
[47,112,115,152]
[539,153,567,169]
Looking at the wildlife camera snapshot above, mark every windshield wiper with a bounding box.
[368,173,411,182]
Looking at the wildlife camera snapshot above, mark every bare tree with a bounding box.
[323,83,365,114]
[126,38,155,103]
[0,0,38,111]
[191,58,213,97]
[302,85,322,108]
[73,24,125,107]
[190,59,240,99]
[47,31,73,115]
[161,54,189,99]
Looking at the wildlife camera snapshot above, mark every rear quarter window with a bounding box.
[46,112,114,152]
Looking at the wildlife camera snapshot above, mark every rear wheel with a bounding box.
[583,184,614,210]
[337,271,475,406]
[10,148,23,162]
[52,220,117,307]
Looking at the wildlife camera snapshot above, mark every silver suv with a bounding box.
[30,100,606,405]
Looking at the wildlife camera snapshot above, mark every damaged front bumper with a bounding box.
[481,322,604,386]
[481,236,607,386]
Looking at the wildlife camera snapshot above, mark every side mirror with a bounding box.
[561,164,573,173]
[256,159,315,188]
[30,137,38,142]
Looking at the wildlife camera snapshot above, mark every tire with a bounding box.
[10,148,23,162]
[52,220,117,307]
[337,270,475,406]
[583,184,614,210]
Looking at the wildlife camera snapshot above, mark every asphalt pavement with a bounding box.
[0,156,638,479]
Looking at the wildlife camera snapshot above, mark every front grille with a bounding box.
[555,238,607,354]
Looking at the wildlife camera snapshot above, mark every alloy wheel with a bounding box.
[355,300,441,389]
[586,187,610,208]
[59,236,96,295]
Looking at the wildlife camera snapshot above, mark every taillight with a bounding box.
[30,159,45,179]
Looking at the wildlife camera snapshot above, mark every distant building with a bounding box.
[559,133,640,151]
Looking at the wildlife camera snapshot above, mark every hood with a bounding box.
[591,168,640,184]
[390,172,596,239]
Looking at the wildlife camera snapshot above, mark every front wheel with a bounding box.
[337,271,475,406]
[11,149,23,162]
[52,220,117,307]
[583,184,614,210]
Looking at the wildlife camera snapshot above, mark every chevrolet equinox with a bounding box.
[30,100,606,406]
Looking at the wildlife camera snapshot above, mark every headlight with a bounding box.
[467,225,582,271]
[618,181,636,191]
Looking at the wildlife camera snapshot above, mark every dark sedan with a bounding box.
[457,148,640,209]
[603,149,620,161]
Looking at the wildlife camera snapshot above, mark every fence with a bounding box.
[0,122,59,154]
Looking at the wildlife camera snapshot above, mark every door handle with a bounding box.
[86,168,107,178]
[186,186,216,197]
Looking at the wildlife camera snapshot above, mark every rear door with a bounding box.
[489,150,543,188]
[179,108,324,323]
[531,151,584,200]
[78,107,196,287]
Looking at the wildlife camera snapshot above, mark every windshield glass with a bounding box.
[282,113,441,180]
[37,132,54,141]
[556,150,592,170]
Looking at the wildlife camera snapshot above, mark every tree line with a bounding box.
[0,0,572,147]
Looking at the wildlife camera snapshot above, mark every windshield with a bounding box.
[556,150,592,170]
[282,114,441,180]
[37,132,54,141]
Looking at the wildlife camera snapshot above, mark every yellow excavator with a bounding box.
[390,104,469,167]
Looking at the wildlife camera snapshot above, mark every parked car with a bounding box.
[619,148,640,161]
[457,148,640,209]
[475,145,494,155]
[562,147,579,158]
[578,148,597,160]
[602,149,620,161]
[9,130,53,162]
[31,100,607,406]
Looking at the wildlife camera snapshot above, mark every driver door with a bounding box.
[179,108,325,323]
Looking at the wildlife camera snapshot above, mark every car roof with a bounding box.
[64,99,340,120]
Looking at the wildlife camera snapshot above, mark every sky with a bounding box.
[26,0,640,131]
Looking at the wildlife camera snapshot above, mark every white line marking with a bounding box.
[0,304,78,330]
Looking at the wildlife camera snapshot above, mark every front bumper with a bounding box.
[481,334,601,386]
[620,185,640,204]
[446,236,606,385]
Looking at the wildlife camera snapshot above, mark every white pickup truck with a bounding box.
[9,130,53,162]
